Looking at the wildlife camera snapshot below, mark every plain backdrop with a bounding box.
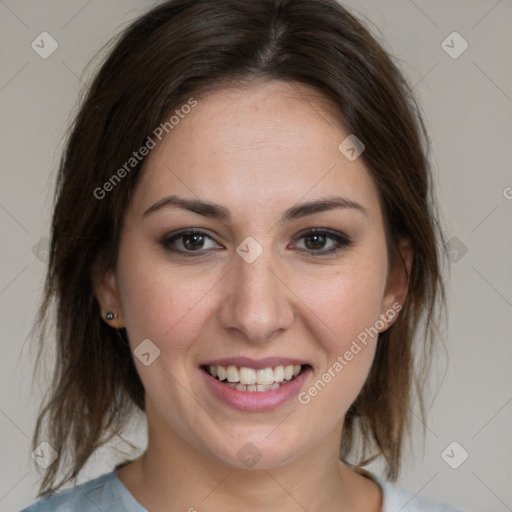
[1,1,511,511]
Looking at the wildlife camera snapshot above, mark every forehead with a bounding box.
[129,81,381,223]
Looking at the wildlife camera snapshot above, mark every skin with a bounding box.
[95,80,412,512]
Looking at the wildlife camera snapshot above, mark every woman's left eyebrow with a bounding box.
[280,196,368,222]
[142,194,368,221]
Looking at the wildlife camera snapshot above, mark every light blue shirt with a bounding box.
[21,470,466,511]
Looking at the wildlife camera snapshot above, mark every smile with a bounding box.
[205,364,304,392]
[199,358,312,411]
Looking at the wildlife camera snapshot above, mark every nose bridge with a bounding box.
[220,248,294,342]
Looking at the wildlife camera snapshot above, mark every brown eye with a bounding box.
[293,229,351,255]
[182,233,206,250]
[304,233,327,250]
[160,230,222,254]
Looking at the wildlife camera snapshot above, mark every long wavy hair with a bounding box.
[31,0,447,496]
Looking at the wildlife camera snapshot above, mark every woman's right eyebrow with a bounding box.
[142,194,368,221]
[142,195,230,220]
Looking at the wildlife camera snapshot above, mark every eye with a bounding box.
[160,228,350,256]
[160,229,222,254]
[292,229,351,254]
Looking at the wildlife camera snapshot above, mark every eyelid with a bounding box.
[159,228,224,254]
[291,227,350,243]
[159,227,351,256]
[290,228,352,254]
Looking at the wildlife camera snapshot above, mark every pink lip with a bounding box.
[200,356,309,370]
[199,365,312,412]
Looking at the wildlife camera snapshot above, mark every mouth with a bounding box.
[201,363,309,392]
[198,357,312,411]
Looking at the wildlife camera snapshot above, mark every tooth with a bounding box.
[284,365,294,380]
[212,363,303,386]
[239,367,257,385]
[226,365,240,383]
[256,367,274,385]
[225,382,237,389]
[217,365,227,381]
[270,383,280,390]
[273,365,284,382]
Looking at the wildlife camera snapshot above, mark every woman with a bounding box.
[23,0,465,510]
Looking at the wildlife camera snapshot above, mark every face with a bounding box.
[97,81,409,469]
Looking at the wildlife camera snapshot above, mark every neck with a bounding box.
[116,402,381,512]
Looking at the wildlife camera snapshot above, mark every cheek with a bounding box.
[301,252,388,349]
[115,243,221,354]
[295,252,388,411]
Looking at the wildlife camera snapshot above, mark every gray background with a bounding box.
[1,1,511,511]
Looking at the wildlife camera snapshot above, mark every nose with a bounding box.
[219,251,295,343]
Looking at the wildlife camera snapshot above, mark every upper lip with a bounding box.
[200,356,310,370]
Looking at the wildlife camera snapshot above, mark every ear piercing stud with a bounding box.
[105,312,118,321]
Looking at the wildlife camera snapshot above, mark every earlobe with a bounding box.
[379,238,413,331]
[92,267,124,328]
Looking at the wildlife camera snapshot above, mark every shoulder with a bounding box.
[376,476,467,512]
[20,471,145,512]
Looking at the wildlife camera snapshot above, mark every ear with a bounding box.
[92,264,124,329]
[379,238,413,332]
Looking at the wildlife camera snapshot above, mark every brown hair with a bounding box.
[32,0,447,496]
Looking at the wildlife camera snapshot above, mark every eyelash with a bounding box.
[159,228,352,257]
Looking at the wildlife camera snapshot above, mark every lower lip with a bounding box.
[200,367,311,411]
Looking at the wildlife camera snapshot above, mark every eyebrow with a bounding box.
[142,194,368,221]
